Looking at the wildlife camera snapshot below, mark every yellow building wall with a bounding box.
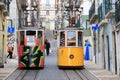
[3,16,8,62]
[0,10,3,63]
[0,10,8,63]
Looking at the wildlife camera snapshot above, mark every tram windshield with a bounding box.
[59,30,83,47]
[67,31,76,46]
[38,31,43,45]
[26,31,36,46]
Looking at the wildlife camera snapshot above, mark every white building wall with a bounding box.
[81,0,91,15]
[116,29,120,76]
[9,0,18,57]
[50,21,55,30]
[98,0,119,75]
[9,0,18,28]
[40,0,55,30]
[99,17,118,74]
[81,0,94,61]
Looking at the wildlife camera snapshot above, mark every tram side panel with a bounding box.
[17,30,44,68]
[58,47,84,67]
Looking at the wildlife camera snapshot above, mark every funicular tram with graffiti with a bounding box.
[17,27,45,68]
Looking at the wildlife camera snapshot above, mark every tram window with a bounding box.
[20,31,25,45]
[38,31,43,45]
[20,40,24,45]
[67,31,76,46]
[78,32,82,46]
[60,32,65,46]
[26,31,36,46]
[26,31,36,35]
[26,36,35,46]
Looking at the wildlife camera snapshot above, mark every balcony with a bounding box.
[3,10,9,16]
[0,0,6,10]
[89,0,98,24]
[98,19,108,27]
[31,0,38,8]
[105,0,115,18]
[21,0,28,10]
[0,0,10,16]
[98,3,108,27]
[115,0,120,27]
[75,0,83,6]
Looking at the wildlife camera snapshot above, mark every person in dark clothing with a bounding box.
[7,43,13,59]
[45,39,50,56]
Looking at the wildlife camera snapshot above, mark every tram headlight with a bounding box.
[69,54,74,59]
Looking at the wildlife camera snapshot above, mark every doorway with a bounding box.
[102,35,106,69]
[112,32,117,74]
[106,36,111,70]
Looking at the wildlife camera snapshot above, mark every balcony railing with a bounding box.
[98,3,108,27]
[104,0,115,18]
[2,0,11,12]
[105,0,112,15]
[98,4,103,23]
[21,0,28,10]
[89,0,95,20]
[89,0,98,24]
[115,0,120,24]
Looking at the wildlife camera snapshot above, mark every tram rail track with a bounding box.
[6,69,41,80]
[6,68,99,80]
[63,69,98,80]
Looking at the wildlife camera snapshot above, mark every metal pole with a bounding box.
[7,19,13,27]
[86,20,90,29]
[69,0,71,27]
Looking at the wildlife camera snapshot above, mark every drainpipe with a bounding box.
[86,20,90,29]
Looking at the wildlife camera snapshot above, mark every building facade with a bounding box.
[89,0,120,77]
[40,0,56,30]
[0,0,10,67]
[115,0,120,76]
[9,0,18,56]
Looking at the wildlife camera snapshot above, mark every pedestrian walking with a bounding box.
[45,39,50,56]
[7,43,13,59]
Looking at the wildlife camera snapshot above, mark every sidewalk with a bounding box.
[84,60,120,80]
[0,58,17,80]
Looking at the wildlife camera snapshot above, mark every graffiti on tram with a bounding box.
[18,46,44,68]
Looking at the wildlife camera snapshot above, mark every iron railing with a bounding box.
[115,0,120,23]
[104,0,113,15]
[3,0,11,12]
[89,0,95,20]
[98,3,104,23]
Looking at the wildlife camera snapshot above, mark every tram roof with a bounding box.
[58,27,83,31]
[17,27,44,31]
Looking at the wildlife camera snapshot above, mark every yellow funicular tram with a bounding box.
[57,27,84,69]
